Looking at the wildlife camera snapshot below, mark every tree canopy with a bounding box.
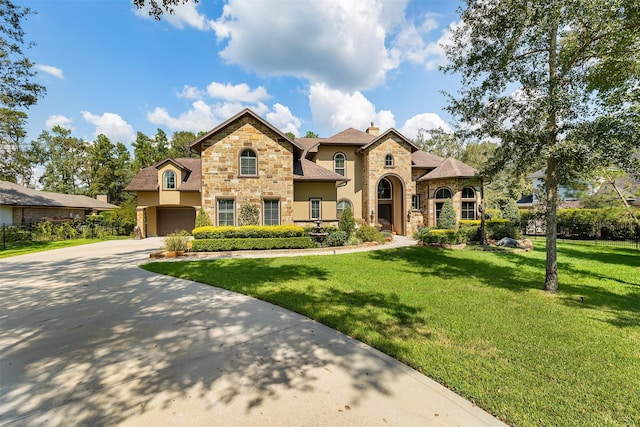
[444,0,640,292]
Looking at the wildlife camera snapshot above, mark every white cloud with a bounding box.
[400,113,452,140]
[390,17,457,71]
[81,111,135,143]
[266,103,302,137]
[134,2,214,31]
[206,82,269,103]
[45,114,74,130]
[36,64,64,79]
[212,0,399,91]
[178,85,204,100]
[147,100,218,132]
[308,83,395,135]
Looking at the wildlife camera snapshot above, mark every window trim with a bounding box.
[378,177,392,200]
[310,198,322,220]
[461,186,476,199]
[162,170,176,190]
[384,154,394,168]
[333,152,346,176]
[336,199,353,218]
[239,148,258,177]
[217,199,235,226]
[411,194,421,210]
[434,187,452,200]
[461,201,477,220]
[263,199,280,226]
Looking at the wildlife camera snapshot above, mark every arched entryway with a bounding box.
[376,175,405,235]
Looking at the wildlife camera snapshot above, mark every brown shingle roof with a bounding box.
[0,181,118,209]
[359,128,420,153]
[411,150,446,168]
[294,158,350,182]
[124,157,201,192]
[323,128,376,145]
[417,157,478,181]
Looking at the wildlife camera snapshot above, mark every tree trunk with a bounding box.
[544,156,559,293]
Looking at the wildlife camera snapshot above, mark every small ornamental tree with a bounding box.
[437,199,457,230]
[238,204,260,226]
[501,198,521,227]
[338,206,355,235]
[195,207,212,228]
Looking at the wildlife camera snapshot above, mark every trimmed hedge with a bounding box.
[458,219,520,240]
[191,236,314,252]
[520,208,639,239]
[192,225,305,239]
[415,228,466,245]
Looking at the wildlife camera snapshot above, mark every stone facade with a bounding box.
[199,116,295,226]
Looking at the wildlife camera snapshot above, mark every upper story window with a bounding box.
[385,154,394,167]
[163,170,176,190]
[434,187,452,200]
[378,177,392,200]
[240,149,257,176]
[462,187,475,199]
[334,152,346,176]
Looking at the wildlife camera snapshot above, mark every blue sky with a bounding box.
[21,0,463,148]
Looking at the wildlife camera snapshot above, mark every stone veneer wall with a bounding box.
[424,178,483,227]
[364,135,414,235]
[199,116,295,225]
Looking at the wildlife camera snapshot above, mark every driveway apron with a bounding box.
[0,239,506,426]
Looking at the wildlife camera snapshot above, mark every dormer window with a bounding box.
[163,170,176,190]
[240,149,257,176]
[385,154,394,167]
[334,152,346,176]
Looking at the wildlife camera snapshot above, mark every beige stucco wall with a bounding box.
[364,135,414,235]
[199,116,295,226]
[293,182,338,224]
[315,145,364,220]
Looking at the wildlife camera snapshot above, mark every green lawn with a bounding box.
[142,241,640,426]
[0,238,124,259]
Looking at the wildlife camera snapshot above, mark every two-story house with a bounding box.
[125,109,484,237]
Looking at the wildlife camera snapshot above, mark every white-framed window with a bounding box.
[435,187,452,199]
[217,199,235,226]
[461,187,476,220]
[334,152,346,176]
[163,170,176,190]
[378,177,392,200]
[337,199,352,218]
[412,194,420,210]
[385,154,394,167]
[239,149,257,176]
[263,199,280,226]
[310,198,321,220]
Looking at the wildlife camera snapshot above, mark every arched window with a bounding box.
[385,154,394,167]
[163,170,176,190]
[337,199,353,218]
[378,178,392,200]
[435,187,452,200]
[240,149,257,176]
[334,152,346,176]
[461,187,476,220]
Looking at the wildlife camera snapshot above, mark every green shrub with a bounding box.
[193,225,305,239]
[355,225,384,243]
[195,207,213,228]
[238,204,260,226]
[459,225,480,242]
[381,230,393,241]
[501,198,521,226]
[164,230,191,251]
[416,228,466,245]
[485,208,502,220]
[338,207,355,235]
[303,225,339,234]
[487,222,521,240]
[191,237,314,252]
[324,230,349,247]
[437,199,457,229]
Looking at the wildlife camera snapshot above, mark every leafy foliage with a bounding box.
[501,198,521,226]
[193,225,305,239]
[238,204,260,226]
[436,199,457,229]
[194,207,212,228]
[338,206,355,235]
[163,230,191,252]
[191,237,314,252]
[354,225,384,243]
[323,230,349,247]
[415,228,467,245]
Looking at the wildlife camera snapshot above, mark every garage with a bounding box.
[157,207,196,236]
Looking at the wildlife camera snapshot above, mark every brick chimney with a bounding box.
[366,121,379,136]
[96,194,108,203]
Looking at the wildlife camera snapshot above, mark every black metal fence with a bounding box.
[525,220,640,249]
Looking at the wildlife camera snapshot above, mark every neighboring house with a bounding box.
[125,109,485,237]
[517,168,640,209]
[0,180,118,226]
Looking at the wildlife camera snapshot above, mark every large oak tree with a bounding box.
[443,0,640,292]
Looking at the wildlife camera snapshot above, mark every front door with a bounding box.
[377,204,392,231]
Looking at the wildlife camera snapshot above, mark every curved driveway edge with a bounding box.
[0,238,507,426]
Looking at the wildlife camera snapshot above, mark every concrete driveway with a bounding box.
[0,239,506,426]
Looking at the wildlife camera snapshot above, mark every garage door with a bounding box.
[157,207,196,236]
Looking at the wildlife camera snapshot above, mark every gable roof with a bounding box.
[322,128,377,146]
[294,158,350,182]
[189,108,303,155]
[359,128,420,153]
[0,181,118,210]
[124,157,201,192]
[417,157,478,181]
